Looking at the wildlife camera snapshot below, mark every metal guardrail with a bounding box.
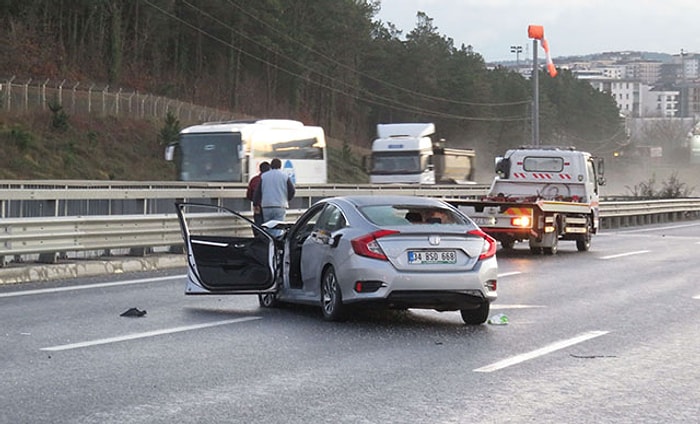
[1,181,699,266]
[599,198,700,228]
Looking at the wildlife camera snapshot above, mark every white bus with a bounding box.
[165,119,327,183]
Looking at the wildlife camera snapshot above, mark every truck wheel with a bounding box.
[576,220,592,251]
[529,246,542,255]
[543,237,558,255]
[543,222,559,255]
[501,239,515,250]
[576,234,591,251]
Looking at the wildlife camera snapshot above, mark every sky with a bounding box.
[375,0,700,63]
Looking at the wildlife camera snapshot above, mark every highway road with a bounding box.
[1,222,699,423]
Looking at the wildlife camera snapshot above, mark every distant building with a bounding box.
[643,87,680,117]
[623,61,663,85]
[515,51,700,118]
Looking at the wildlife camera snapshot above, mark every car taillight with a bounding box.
[351,229,399,261]
[468,229,497,260]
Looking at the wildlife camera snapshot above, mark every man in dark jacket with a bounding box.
[246,161,270,225]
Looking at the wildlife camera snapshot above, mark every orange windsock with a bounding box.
[528,25,557,77]
[528,25,544,40]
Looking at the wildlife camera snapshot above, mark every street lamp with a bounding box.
[510,45,523,68]
[680,49,687,117]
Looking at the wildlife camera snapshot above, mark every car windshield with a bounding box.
[359,204,469,226]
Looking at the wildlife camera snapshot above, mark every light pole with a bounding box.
[680,48,687,117]
[510,45,523,68]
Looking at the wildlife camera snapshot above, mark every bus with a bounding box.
[165,119,327,183]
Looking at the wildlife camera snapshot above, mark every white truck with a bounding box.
[450,146,605,254]
[367,123,475,184]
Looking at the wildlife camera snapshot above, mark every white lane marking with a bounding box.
[599,250,650,260]
[473,330,609,373]
[616,222,700,233]
[498,271,522,278]
[693,295,700,300]
[0,275,186,298]
[41,317,261,352]
[492,304,545,310]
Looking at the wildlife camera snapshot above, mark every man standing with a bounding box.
[254,158,295,231]
[246,161,270,225]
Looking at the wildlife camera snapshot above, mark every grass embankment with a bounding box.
[0,112,369,183]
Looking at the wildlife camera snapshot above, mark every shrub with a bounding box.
[626,172,693,198]
[10,127,34,151]
[48,97,70,131]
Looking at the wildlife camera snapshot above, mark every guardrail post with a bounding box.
[129,247,152,257]
[169,244,185,254]
[38,252,58,263]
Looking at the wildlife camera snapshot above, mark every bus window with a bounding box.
[268,138,324,160]
[178,133,243,182]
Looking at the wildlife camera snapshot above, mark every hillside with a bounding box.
[0,2,628,163]
[0,111,369,183]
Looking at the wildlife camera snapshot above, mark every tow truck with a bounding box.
[450,146,605,254]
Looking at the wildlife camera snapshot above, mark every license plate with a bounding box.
[472,216,496,226]
[407,250,457,264]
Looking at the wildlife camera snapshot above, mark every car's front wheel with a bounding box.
[460,302,490,325]
[258,293,278,308]
[321,266,345,321]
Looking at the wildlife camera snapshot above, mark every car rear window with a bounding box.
[359,205,469,226]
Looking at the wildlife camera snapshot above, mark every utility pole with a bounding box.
[532,39,539,146]
[680,49,687,117]
[527,25,556,146]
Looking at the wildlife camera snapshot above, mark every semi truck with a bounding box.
[449,146,605,254]
[367,123,476,184]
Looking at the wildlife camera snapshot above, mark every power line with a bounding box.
[224,0,531,108]
[143,0,530,122]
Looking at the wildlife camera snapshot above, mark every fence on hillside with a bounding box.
[0,76,237,125]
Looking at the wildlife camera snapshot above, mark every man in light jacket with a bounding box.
[253,158,295,233]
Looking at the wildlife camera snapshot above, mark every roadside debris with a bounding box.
[487,313,509,325]
[120,307,147,317]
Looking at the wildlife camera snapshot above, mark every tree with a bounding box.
[159,111,180,146]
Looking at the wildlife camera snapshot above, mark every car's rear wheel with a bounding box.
[460,302,490,325]
[258,293,278,308]
[321,266,345,321]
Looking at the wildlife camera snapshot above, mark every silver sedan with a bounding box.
[176,195,498,324]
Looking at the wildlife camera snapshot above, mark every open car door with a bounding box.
[175,203,277,295]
